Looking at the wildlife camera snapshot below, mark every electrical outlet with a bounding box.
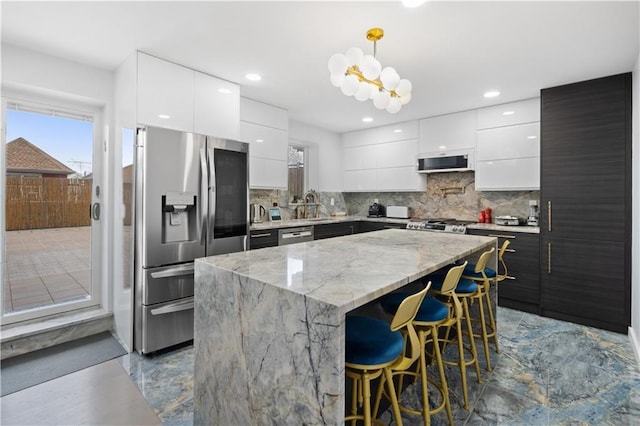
[330,198,335,206]
[374,198,379,203]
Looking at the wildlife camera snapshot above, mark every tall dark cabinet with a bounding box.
[540,73,631,333]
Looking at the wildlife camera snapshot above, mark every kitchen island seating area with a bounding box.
[345,285,429,425]
[194,229,497,424]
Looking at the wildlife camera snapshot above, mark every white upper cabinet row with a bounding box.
[137,52,240,140]
[342,121,425,192]
[238,97,289,189]
[343,97,541,192]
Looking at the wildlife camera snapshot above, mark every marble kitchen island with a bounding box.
[194,229,496,425]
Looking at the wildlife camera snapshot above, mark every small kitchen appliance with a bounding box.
[386,206,410,219]
[368,202,386,217]
[250,203,266,223]
[495,216,521,226]
[527,200,539,226]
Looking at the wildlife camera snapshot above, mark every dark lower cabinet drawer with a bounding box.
[249,230,278,249]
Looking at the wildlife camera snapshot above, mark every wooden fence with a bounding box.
[5,175,92,230]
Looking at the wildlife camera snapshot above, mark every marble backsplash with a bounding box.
[250,173,538,223]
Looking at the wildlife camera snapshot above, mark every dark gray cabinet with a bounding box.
[540,73,631,333]
[249,229,278,249]
[467,229,540,314]
[313,222,356,240]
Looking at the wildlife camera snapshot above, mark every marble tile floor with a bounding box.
[118,307,640,425]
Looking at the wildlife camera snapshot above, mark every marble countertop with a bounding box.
[250,215,540,234]
[467,223,540,234]
[249,215,409,230]
[196,229,496,314]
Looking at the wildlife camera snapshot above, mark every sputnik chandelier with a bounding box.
[328,28,412,114]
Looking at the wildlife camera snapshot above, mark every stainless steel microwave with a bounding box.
[416,149,475,173]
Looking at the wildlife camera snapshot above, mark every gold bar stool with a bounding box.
[460,246,498,371]
[424,262,483,411]
[345,285,429,426]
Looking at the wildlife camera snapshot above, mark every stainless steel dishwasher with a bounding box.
[278,226,314,245]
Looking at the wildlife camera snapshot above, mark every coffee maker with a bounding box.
[527,200,539,226]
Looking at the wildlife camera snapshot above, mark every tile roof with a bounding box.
[6,137,75,175]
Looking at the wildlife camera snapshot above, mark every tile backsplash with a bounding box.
[250,173,538,223]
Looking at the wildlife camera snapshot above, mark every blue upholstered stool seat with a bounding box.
[423,273,479,295]
[463,264,497,279]
[380,292,449,323]
[345,316,404,366]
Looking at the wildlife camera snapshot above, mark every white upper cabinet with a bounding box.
[377,167,425,191]
[377,139,417,168]
[240,97,289,189]
[240,97,288,130]
[343,169,378,192]
[476,98,540,129]
[475,98,541,191]
[377,121,418,143]
[137,52,194,132]
[342,128,378,148]
[476,122,540,161]
[419,110,476,153]
[343,145,379,171]
[194,71,239,139]
[239,122,288,162]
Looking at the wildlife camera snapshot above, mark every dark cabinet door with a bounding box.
[249,230,278,249]
[467,229,540,314]
[313,222,355,240]
[540,73,631,333]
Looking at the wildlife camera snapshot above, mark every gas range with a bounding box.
[405,218,472,234]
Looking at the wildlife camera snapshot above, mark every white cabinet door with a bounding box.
[343,145,379,171]
[194,71,239,140]
[419,110,476,153]
[476,98,540,129]
[137,53,194,132]
[377,139,417,168]
[240,97,288,130]
[476,122,540,161]
[249,157,288,189]
[475,157,540,191]
[239,122,288,162]
[377,167,426,191]
[377,121,418,143]
[343,170,378,191]
[342,128,378,148]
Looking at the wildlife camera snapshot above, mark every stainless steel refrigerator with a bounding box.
[134,126,249,354]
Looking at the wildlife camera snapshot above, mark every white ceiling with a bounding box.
[2,1,638,134]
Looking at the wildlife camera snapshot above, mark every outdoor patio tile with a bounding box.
[12,294,54,311]
[51,289,89,303]
[41,274,83,290]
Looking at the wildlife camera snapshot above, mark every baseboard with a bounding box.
[629,326,640,371]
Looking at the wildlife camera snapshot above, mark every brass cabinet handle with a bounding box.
[547,201,552,232]
[488,234,516,239]
[547,242,552,274]
[251,233,272,238]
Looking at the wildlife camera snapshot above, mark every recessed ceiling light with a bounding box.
[439,145,447,150]
[527,135,537,139]
[218,88,232,94]
[362,117,373,123]
[245,73,262,81]
[255,139,264,143]
[484,91,500,98]
[502,111,515,116]
[393,129,403,133]
[158,114,171,119]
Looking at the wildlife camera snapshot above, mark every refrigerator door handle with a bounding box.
[149,263,195,279]
[200,146,208,245]
[208,147,216,245]
[150,297,195,315]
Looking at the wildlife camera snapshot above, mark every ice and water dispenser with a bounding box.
[162,191,197,243]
